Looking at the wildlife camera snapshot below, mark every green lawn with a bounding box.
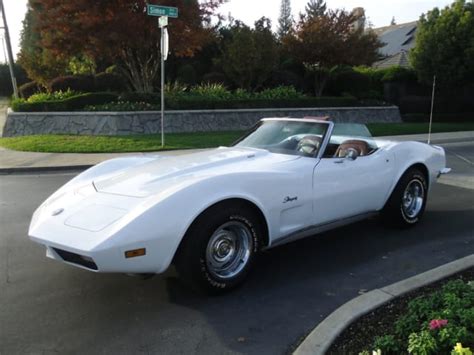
[367,122,474,137]
[0,122,472,153]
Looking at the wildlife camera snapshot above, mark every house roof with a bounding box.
[373,51,410,69]
[374,21,418,57]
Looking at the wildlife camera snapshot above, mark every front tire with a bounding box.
[382,168,428,227]
[174,202,262,294]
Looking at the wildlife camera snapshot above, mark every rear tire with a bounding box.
[382,168,428,227]
[174,202,262,294]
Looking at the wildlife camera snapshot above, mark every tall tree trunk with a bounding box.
[314,68,329,97]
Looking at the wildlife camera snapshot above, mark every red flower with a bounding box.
[429,319,448,330]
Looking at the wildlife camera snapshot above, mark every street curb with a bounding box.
[0,165,93,175]
[293,254,474,355]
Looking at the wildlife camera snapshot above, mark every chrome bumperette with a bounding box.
[437,168,452,178]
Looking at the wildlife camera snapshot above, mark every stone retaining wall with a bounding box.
[3,106,401,137]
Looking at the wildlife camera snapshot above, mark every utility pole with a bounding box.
[0,0,18,98]
[1,35,7,63]
[427,75,436,145]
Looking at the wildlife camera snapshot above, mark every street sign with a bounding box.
[158,16,168,28]
[147,4,178,18]
[161,28,169,61]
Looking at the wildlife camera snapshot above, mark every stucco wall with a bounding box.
[3,106,401,137]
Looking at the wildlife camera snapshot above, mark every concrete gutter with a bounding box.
[294,254,474,355]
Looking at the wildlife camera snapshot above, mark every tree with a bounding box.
[278,0,293,39]
[284,9,382,96]
[219,18,279,90]
[306,0,326,18]
[410,0,474,88]
[17,1,69,87]
[390,16,396,25]
[31,0,224,92]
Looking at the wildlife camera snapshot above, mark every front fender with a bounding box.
[384,142,446,201]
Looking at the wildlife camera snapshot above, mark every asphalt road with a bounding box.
[0,142,473,355]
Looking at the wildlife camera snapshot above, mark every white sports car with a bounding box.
[29,118,450,292]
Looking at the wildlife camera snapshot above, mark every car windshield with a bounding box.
[234,119,330,157]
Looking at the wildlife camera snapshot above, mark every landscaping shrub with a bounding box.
[49,75,95,92]
[189,83,232,100]
[254,86,306,100]
[12,92,118,112]
[19,81,42,99]
[94,72,126,92]
[267,70,305,92]
[0,63,29,96]
[118,92,161,104]
[326,66,373,98]
[26,90,81,103]
[399,96,432,114]
[86,101,159,111]
[164,81,188,97]
[165,96,358,110]
[381,66,418,84]
[201,72,226,85]
[176,64,197,85]
[361,279,474,354]
[400,95,474,116]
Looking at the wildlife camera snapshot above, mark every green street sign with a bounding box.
[147,4,178,18]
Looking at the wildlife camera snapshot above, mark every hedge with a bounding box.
[399,95,474,115]
[19,81,42,99]
[12,93,360,112]
[165,96,360,110]
[95,73,126,92]
[12,92,118,112]
[49,75,96,93]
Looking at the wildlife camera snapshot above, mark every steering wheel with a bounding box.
[296,135,322,157]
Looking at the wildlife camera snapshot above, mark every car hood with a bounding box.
[93,147,298,198]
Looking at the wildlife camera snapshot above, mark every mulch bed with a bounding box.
[327,267,474,355]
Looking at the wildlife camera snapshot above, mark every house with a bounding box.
[372,21,418,69]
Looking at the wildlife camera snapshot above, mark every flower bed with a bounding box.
[328,268,474,355]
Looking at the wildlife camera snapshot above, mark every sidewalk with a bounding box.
[0,131,472,172]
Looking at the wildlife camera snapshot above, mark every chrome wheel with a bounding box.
[206,221,253,279]
[402,180,425,219]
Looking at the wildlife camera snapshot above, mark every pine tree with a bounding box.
[390,16,396,25]
[277,0,293,39]
[306,0,327,18]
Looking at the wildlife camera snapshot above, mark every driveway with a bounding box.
[0,142,473,354]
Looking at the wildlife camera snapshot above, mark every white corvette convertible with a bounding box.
[29,118,450,292]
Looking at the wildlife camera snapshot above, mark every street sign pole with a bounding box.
[160,23,165,147]
[0,0,18,98]
[159,16,169,148]
[148,4,177,148]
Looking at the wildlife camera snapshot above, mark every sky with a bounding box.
[1,0,454,62]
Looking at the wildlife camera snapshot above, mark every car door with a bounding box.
[312,132,395,226]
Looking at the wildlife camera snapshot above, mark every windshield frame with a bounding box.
[232,118,334,159]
